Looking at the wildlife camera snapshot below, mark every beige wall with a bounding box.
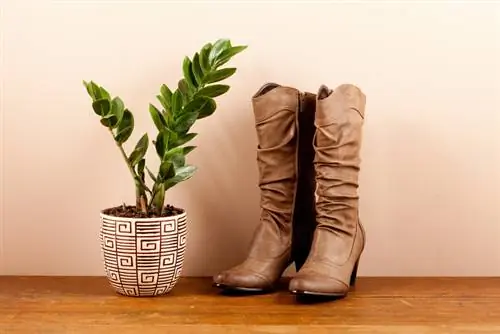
[2,1,499,277]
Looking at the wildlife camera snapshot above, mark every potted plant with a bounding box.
[83,39,247,297]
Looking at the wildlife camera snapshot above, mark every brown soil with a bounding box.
[102,204,184,218]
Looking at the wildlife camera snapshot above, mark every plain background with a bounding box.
[1,0,499,277]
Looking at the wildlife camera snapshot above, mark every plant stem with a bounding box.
[109,129,151,213]
[136,187,147,213]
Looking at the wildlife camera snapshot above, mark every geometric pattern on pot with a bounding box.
[99,211,188,297]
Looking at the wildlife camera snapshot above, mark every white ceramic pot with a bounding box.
[99,210,188,297]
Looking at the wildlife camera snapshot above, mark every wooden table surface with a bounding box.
[0,276,499,333]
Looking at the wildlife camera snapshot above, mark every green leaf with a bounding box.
[100,114,118,128]
[183,145,196,155]
[146,166,157,182]
[90,82,103,100]
[199,43,212,74]
[208,39,231,66]
[128,133,149,166]
[174,111,198,133]
[167,130,178,146]
[183,96,211,114]
[204,68,236,84]
[82,80,92,97]
[178,79,189,96]
[182,56,197,88]
[162,108,174,127]
[114,109,134,143]
[99,86,111,100]
[92,98,110,116]
[149,104,167,131]
[156,95,169,112]
[100,97,124,128]
[158,160,175,181]
[171,90,182,114]
[161,84,172,101]
[177,79,190,105]
[152,183,165,213]
[192,53,204,84]
[111,97,125,121]
[100,97,125,128]
[164,165,197,190]
[197,98,217,119]
[155,131,169,157]
[196,84,230,98]
[164,145,196,160]
[159,84,172,110]
[83,81,103,101]
[172,132,197,147]
[137,159,146,181]
[171,154,185,169]
[215,45,247,68]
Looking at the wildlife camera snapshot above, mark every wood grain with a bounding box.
[0,276,499,333]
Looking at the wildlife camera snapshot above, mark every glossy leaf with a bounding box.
[182,56,197,88]
[100,97,123,128]
[83,81,103,101]
[156,95,169,112]
[183,96,212,115]
[192,53,204,84]
[149,103,167,131]
[162,107,173,127]
[196,84,230,98]
[111,97,124,120]
[155,131,169,158]
[164,145,196,160]
[197,98,217,119]
[128,133,149,166]
[99,86,111,100]
[174,111,198,133]
[177,79,190,105]
[208,39,231,66]
[91,82,103,100]
[172,132,197,147]
[92,98,110,116]
[160,84,172,107]
[199,43,212,74]
[164,165,197,190]
[171,154,185,169]
[114,109,134,143]
[158,160,175,181]
[215,45,248,68]
[82,80,92,98]
[204,68,236,84]
[171,90,182,115]
[183,145,196,155]
[100,114,118,128]
[101,97,125,128]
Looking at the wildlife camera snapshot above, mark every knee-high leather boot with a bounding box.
[289,83,367,297]
[213,82,316,292]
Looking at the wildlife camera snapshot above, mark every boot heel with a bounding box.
[349,260,360,286]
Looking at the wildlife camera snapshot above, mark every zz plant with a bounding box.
[83,39,246,217]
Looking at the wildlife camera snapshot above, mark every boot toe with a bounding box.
[213,268,273,291]
[289,273,349,297]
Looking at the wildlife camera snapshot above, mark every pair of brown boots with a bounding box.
[213,82,367,298]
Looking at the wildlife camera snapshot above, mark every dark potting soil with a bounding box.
[102,204,184,218]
